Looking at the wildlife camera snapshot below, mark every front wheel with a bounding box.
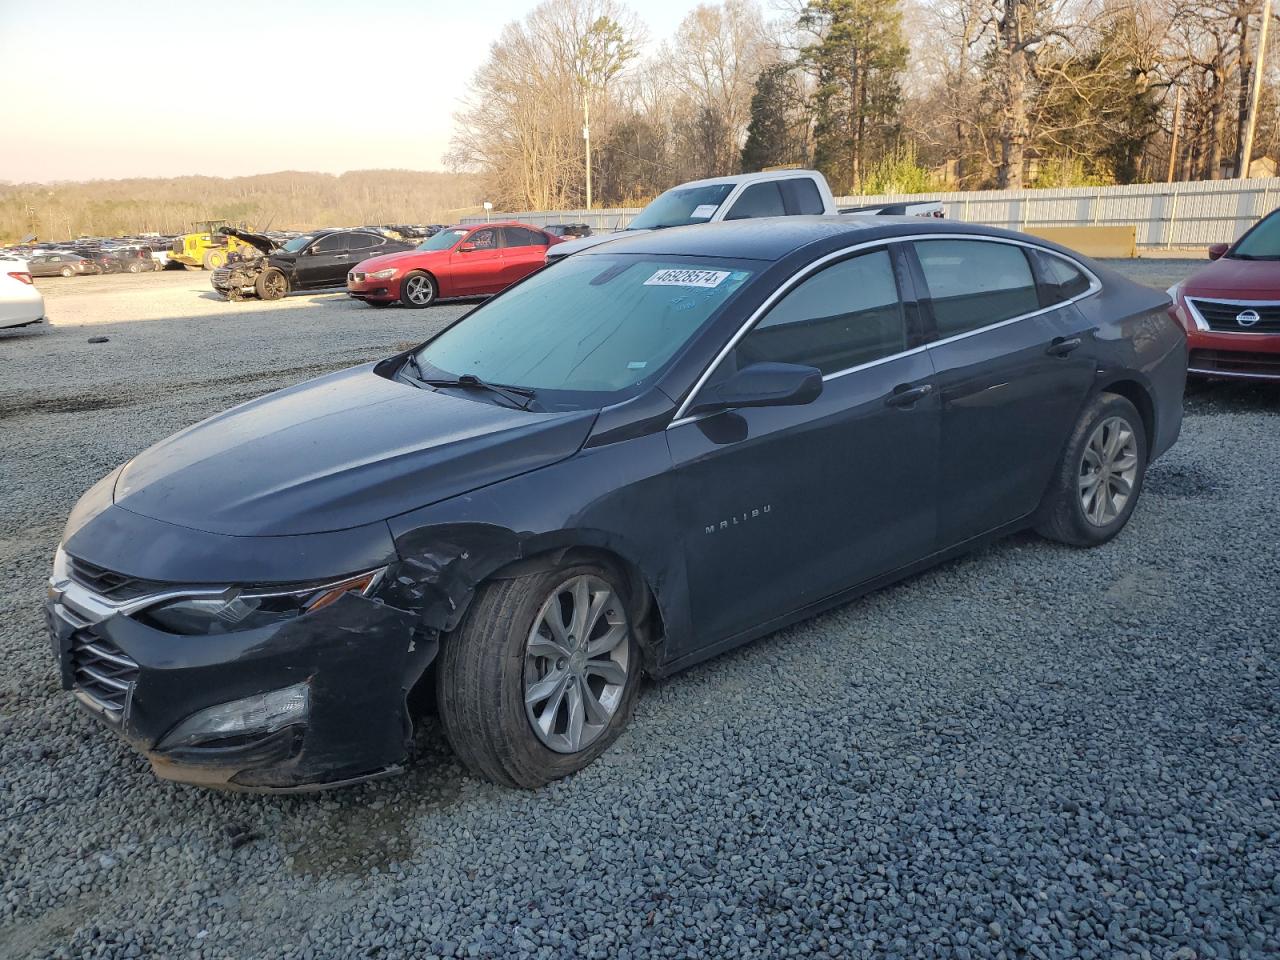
[400,271,436,308]
[255,269,288,301]
[1036,392,1147,547]
[437,563,641,788]
[60,266,74,277]
[127,261,142,273]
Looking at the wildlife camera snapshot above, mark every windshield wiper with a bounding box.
[422,372,537,410]
[401,354,538,409]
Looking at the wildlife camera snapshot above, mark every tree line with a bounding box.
[0,170,483,244]
[448,0,1280,207]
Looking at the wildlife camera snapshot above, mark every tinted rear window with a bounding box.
[914,239,1040,337]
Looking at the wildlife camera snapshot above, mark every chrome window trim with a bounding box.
[1185,296,1280,335]
[668,233,1101,425]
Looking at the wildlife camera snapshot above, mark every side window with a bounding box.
[347,233,378,251]
[502,226,548,247]
[467,228,498,250]
[725,181,786,220]
[731,250,907,375]
[781,178,825,215]
[1034,250,1092,303]
[312,234,347,254]
[914,239,1040,338]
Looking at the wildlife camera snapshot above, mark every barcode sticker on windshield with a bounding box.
[690,204,718,220]
[644,268,731,288]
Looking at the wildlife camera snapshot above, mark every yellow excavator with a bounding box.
[168,219,257,270]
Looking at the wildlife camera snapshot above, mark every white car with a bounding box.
[1,258,47,329]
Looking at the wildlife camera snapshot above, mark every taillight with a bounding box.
[7,271,33,284]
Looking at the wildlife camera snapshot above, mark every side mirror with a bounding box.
[458,243,477,253]
[1208,243,1228,260]
[688,362,823,416]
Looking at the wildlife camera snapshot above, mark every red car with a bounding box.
[1169,206,1280,381]
[347,222,561,308]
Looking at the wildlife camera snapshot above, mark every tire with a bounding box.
[60,267,73,277]
[400,271,436,308]
[255,269,289,301]
[1035,392,1147,547]
[365,299,393,308]
[437,562,641,788]
[127,261,142,273]
[202,250,226,271]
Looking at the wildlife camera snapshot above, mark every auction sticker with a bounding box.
[644,268,731,288]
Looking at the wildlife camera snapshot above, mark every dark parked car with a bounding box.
[28,252,100,277]
[112,246,160,273]
[544,223,593,239]
[210,228,414,301]
[48,218,1185,792]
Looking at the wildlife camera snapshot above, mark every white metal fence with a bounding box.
[461,177,1280,251]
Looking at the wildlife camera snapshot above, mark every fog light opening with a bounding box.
[158,682,311,750]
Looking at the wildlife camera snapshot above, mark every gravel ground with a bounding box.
[1,262,1277,960]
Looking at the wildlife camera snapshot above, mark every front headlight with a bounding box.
[137,568,384,635]
[368,268,397,280]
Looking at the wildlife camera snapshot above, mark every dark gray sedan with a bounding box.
[48,217,1186,792]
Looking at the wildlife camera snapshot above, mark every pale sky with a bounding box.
[0,0,696,183]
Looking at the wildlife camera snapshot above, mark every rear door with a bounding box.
[496,227,550,288]
[668,246,938,652]
[448,227,504,296]
[345,232,382,276]
[910,237,1097,548]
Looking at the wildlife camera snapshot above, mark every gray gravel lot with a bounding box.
[1,262,1277,960]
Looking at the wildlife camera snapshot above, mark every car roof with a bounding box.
[670,169,823,190]
[578,216,1050,262]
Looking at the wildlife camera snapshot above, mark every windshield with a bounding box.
[280,234,314,254]
[627,184,736,230]
[417,228,468,251]
[416,254,755,403]
[1231,210,1280,260]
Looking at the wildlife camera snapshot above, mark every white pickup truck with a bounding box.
[546,169,943,261]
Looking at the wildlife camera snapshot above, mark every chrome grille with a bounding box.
[212,268,231,285]
[1188,299,1280,334]
[65,554,166,602]
[70,629,139,715]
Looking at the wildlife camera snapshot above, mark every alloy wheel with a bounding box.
[404,275,434,306]
[1079,416,1139,526]
[523,575,630,754]
[264,273,286,298]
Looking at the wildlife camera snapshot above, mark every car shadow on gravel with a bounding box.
[1184,378,1280,415]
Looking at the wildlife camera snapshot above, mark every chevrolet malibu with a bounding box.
[48,218,1186,792]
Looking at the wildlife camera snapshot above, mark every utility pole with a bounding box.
[1167,86,1183,183]
[583,91,593,210]
[1240,0,1273,179]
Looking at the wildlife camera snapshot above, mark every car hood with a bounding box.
[1183,257,1280,298]
[354,250,436,273]
[113,364,598,537]
[545,231,646,260]
[222,228,279,255]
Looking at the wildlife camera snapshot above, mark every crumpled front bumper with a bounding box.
[46,581,436,792]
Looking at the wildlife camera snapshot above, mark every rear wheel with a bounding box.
[400,271,436,308]
[59,266,73,277]
[127,261,142,273]
[255,269,288,301]
[437,563,640,788]
[202,250,226,270]
[1036,393,1147,547]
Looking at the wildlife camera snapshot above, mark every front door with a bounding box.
[449,227,504,296]
[297,233,351,288]
[668,248,939,653]
[910,238,1097,548]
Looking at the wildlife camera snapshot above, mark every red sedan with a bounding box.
[347,222,561,308]
[1169,206,1280,382]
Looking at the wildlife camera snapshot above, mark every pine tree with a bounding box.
[799,0,908,194]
